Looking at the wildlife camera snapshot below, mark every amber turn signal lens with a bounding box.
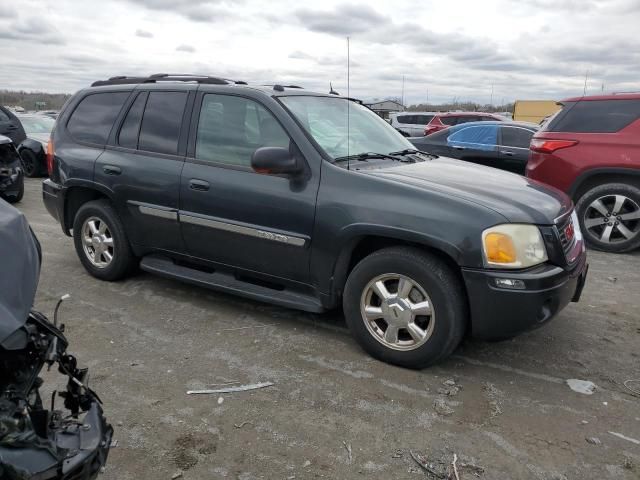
[484,232,516,263]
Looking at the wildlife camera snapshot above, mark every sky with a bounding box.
[1,0,639,105]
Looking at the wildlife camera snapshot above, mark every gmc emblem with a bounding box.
[564,222,575,243]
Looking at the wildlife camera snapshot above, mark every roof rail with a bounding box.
[265,84,304,92]
[90,73,246,87]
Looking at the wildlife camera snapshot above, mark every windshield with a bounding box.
[19,116,55,134]
[280,96,413,160]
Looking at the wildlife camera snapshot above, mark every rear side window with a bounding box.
[456,116,478,125]
[448,125,498,147]
[118,92,147,149]
[396,115,411,124]
[67,92,129,145]
[440,116,458,126]
[547,99,640,133]
[501,127,535,148]
[138,91,188,155]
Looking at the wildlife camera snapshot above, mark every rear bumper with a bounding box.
[42,178,64,225]
[462,253,588,339]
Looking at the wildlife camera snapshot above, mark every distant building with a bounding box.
[364,100,405,119]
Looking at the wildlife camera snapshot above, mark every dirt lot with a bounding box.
[18,177,640,479]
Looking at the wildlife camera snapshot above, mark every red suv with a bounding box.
[527,93,640,253]
[424,112,505,136]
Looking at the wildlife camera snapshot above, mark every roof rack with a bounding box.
[91,73,247,87]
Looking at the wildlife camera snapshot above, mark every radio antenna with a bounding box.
[347,36,350,171]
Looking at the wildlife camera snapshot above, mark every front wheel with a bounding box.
[343,247,467,369]
[576,183,640,253]
[20,149,42,177]
[72,199,136,281]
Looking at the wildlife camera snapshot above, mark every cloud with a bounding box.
[294,4,388,35]
[0,16,65,45]
[176,44,196,53]
[0,4,17,18]
[117,0,233,22]
[135,29,154,38]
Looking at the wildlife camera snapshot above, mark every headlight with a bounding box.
[482,224,548,269]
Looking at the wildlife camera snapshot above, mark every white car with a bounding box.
[389,112,437,137]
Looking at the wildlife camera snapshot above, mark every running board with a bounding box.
[139,255,325,313]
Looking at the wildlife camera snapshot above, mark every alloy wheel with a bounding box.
[583,194,640,244]
[360,273,435,351]
[81,216,115,268]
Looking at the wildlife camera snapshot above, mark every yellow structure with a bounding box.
[513,100,562,124]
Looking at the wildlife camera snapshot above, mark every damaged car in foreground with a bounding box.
[0,201,112,479]
[0,135,24,204]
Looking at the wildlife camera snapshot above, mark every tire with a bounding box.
[343,247,467,369]
[72,199,136,281]
[4,180,24,204]
[575,183,640,253]
[20,149,41,177]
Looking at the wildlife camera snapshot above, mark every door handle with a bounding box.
[499,150,514,156]
[189,179,210,191]
[103,165,122,175]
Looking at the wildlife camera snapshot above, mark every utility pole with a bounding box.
[583,70,589,95]
[401,75,405,109]
[490,84,494,107]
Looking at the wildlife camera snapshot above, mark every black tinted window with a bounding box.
[138,91,188,155]
[441,116,458,126]
[396,115,411,124]
[501,127,534,148]
[67,92,129,144]
[118,93,147,149]
[196,94,289,167]
[415,115,434,124]
[456,116,477,125]
[548,99,640,133]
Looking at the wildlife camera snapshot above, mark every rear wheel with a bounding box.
[576,183,640,253]
[72,200,136,280]
[343,247,467,368]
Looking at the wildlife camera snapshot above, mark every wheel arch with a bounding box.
[569,168,640,202]
[62,182,113,235]
[330,227,464,299]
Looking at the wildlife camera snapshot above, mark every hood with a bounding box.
[27,132,50,144]
[366,157,571,224]
[0,201,40,346]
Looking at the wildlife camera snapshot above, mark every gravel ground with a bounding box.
[17,178,640,479]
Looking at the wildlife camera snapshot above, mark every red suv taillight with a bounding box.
[530,139,578,154]
[46,139,55,176]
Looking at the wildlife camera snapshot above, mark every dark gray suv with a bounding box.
[42,74,588,368]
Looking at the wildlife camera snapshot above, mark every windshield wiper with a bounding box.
[334,152,402,163]
[388,148,438,159]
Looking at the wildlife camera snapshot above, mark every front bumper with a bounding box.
[0,165,23,197]
[462,253,588,339]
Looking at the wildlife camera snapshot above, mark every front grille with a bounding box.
[557,214,575,255]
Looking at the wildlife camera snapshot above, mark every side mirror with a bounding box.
[251,147,300,176]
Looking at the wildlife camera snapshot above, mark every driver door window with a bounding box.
[195,94,290,167]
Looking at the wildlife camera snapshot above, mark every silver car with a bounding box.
[389,111,437,137]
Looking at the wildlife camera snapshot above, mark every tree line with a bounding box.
[0,90,71,111]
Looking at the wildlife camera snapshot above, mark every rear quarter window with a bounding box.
[67,92,129,145]
[547,99,640,133]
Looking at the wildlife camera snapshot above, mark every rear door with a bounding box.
[95,88,192,253]
[179,91,319,283]
[0,107,26,145]
[447,124,500,168]
[498,126,536,174]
